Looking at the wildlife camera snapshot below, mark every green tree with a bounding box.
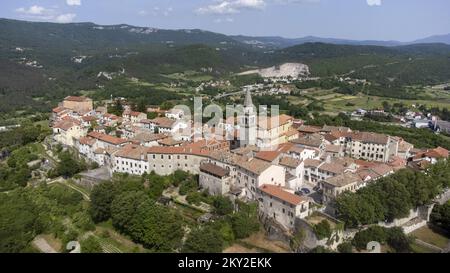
[89,182,116,223]
[147,112,158,120]
[430,202,450,233]
[230,202,260,239]
[313,220,332,240]
[290,229,306,252]
[182,226,224,253]
[81,236,103,253]
[129,201,184,252]
[352,226,388,250]
[56,151,85,178]
[386,227,411,253]
[337,242,353,253]
[213,196,234,216]
[186,191,202,205]
[0,191,43,252]
[111,191,150,233]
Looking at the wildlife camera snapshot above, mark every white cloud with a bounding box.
[214,17,235,23]
[66,0,82,6]
[16,5,49,15]
[196,0,319,15]
[138,10,148,16]
[15,5,76,23]
[367,0,382,6]
[196,0,266,15]
[55,13,77,23]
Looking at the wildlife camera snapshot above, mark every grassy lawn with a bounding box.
[237,230,291,253]
[163,71,213,82]
[94,221,146,253]
[410,242,440,253]
[290,89,450,113]
[411,226,449,249]
[306,212,340,230]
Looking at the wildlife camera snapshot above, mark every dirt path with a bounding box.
[32,237,58,253]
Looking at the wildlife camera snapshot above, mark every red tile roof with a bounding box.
[87,131,129,146]
[64,96,91,102]
[53,120,78,131]
[200,163,230,178]
[259,185,307,206]
[82,116,97,122]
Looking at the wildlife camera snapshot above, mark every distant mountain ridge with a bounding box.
[1,18,450,113]
[231,34,450,49]
[1,17,449,50]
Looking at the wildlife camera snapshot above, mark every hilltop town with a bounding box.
[49,91,449,251]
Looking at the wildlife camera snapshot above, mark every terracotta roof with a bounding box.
[304,159,322,168]
[297,125,321,134]
[53,120,78,131]
[388,156,407,169]
[82,116,97,122]
[350,132,389,145]
[255,151,282,162]
[200,163,230,178]
[356,169,380,181]
[370,163,393,176]
[279,157,302,168]
[64,96,91,102]
[79,137,96,146]
[157,137,184,146]
[321,125,351,133]
[237,158,272,175]
[87,131,129,146]
[324,172,362,188]
[259,185,308,206]
[319,162,345,174]
[325,144,342,153]
[151,117,176,128]
[61,116,81,124]
[291,133,323,148]
[354,159,379,168]
[232,145,260,156]
[288,146,305,154]
[103,113,119,120]
[114,144,148,160]
[414,147,449,160]
[132,132,167,143]
[127,111,145,117]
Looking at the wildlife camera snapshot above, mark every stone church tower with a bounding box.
[240,89,257,147]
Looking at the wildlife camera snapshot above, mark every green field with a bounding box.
[411,226,449,249]
[290,88,450,115]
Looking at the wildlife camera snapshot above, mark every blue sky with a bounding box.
[1,0,449,41]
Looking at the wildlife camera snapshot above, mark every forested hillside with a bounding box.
[1,18,450,114]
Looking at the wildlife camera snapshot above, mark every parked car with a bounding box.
[295,191,304,196]
[301,188,311,194]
